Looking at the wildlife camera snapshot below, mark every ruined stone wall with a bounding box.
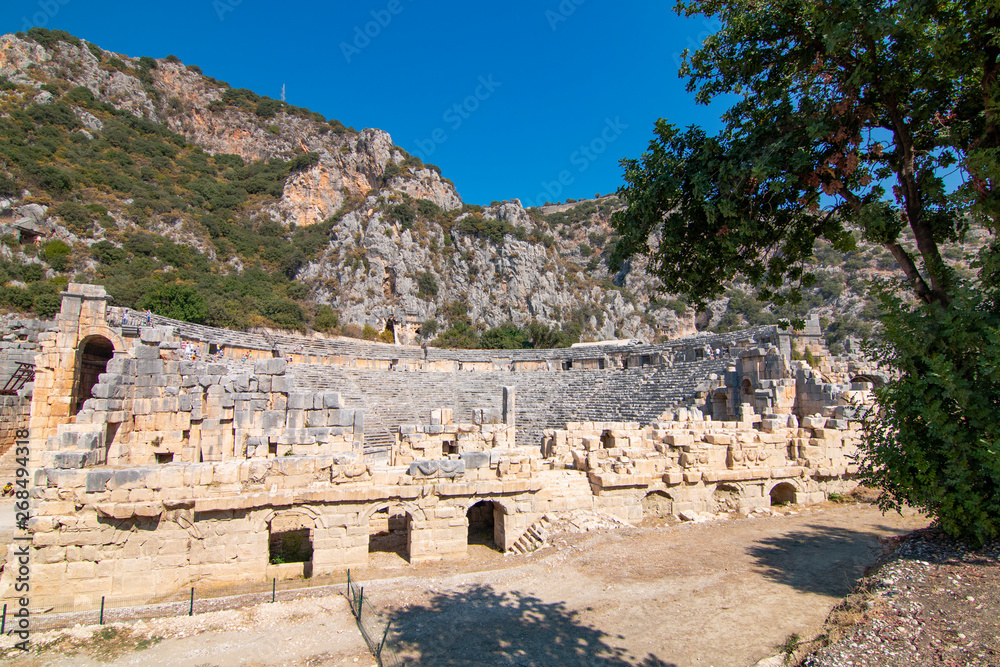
[0,317,47,452]
[5,285,884,612]
[542,413,860,522]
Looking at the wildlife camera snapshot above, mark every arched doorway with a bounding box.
[467,500,503,552]
[368,506,411,564]
[72,336,114,415]
[769,482,797,506]
[641,491,674,519]
[740,378,754,396]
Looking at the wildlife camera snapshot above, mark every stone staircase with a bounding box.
[508,514,553,555]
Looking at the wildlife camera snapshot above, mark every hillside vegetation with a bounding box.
[0,27,983,349]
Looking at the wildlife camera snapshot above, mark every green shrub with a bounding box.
[137,283,207,324]
[165,54,182,64]
[361,324,378,341]
[377,328,395,344]
[432,321,480,349]
[419,319,438,337]
[314,305,339,332]
[416,271,438,298]
[859,283,1000,546]
[383,162,402,181]
[0,176,20,198]
[480,323,530,350]
[25,27,80,49]
[255,98,282,119]
[390,202,415,230]
[139,56,158,70]
[32,292,61,317]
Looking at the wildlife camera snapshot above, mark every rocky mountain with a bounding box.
[0,29,986,349]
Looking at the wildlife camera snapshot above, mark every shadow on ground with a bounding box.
[746,523,897,596]
[386,584,676,666]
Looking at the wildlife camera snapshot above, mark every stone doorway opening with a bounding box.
[268,513,313,579]
[368,506,411,564]
[770,482,797,507]
[72,335,114,416]
[467,500,503,552]
[641,491,674,519]
[713,484,742,512]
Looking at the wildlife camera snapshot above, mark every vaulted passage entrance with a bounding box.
[467,500,504,552]
[770,483,797,506]
[72,336,114,416]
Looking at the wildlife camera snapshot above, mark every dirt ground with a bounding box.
[0,502,929,667]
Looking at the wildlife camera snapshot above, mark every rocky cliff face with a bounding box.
[0,31,702,343]
[4,30,927,347]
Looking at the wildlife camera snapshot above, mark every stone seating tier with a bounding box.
[129,308,779,366]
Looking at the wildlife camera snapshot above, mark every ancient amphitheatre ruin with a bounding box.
[0,283,883,611]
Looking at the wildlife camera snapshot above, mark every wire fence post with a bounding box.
[272,578,276,604]
[99,596,105,625]
[378,620,391,660]
[189,587,194,617]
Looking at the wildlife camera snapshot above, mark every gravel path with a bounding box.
[801,528,1000,667]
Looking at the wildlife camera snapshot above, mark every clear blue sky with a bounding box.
[2,0,730,206]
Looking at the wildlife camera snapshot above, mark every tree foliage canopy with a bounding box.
[611,0,998,308]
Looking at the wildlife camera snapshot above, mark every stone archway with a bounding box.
[641,490,674,519]
[769,482,798,506]
[467,500,505,552]
[72,335,115,415]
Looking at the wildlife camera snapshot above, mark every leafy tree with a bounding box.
[419,318,438,338]
[611,0,1000,544]
[314,305,339,332]
[137,283,207,324]
[416,271,439,298]
[432,321,480,349]
[480,323,530,349]
[611,0,996,310]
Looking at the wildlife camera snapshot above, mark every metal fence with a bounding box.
[20,577,347,632]
[346,570,401,667]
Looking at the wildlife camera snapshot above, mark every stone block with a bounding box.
[135,345,160,360]
[85,470,113,493]
[461,451,490,469]
[54,451,87,469]
[266,358,287,375]
[409,460,439,478]
[288,393,310,410]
